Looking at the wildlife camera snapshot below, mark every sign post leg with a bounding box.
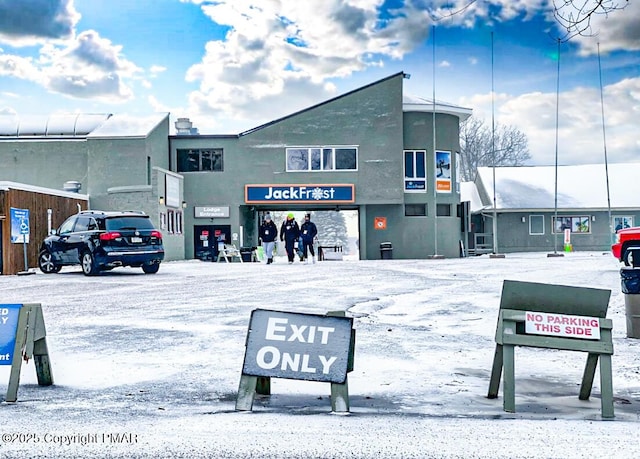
[487,344,503,398]
[256,376,270,395]
[502,344,515,413]
[579,353,598,400]
[235,374,257,411]
[330,377,350,413]
[598,354,614,419]
[5,307,30,403]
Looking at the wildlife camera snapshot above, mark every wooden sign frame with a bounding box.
[236,310,355,413]
[487,280,614,419]
[3,304,53,402]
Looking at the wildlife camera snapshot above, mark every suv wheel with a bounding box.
[81,251,100,276]
[623,245,640,267]
[142,262,160,274]
[38,250,61,274]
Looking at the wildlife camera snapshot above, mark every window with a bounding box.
[167,210,175,234]
[529,215,544,235]
[405,204,427,217]
[436,204,451,217]
[404,150,426,192]
[176,211,183,235]
[177,149,223,172]
[286,147,357,171]
[552,216,591,234]
[613,216,633,233]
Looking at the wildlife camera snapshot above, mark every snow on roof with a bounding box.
[0,181,89,199]
[460,181,484,212]
[0,113,111,137]
[475,163,640,211]
[402,93,472,121]
[87,112,169,139]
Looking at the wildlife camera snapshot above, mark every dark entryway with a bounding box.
[194,224,231,261]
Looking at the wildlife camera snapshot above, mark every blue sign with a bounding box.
[245,184,355,204]
[10,207,30,244]
[0,304,21,365]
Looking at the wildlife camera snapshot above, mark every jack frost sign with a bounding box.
[242,309,353,383]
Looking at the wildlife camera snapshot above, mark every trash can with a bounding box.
[380,242,393,260]
[621,267,640,338]
[240,247,254,262]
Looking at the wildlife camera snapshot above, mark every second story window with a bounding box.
[177,149,223,172]
[404,150,426,192]
[286,147,357,172]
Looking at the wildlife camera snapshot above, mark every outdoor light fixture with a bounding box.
[159,196,164,205]
[521,216,526,223]
[592,215,596,222]
[182,201,187,208]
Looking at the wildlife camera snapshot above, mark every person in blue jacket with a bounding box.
[300,213,318,264]
[280,213,300,264]
[259,213,278,264]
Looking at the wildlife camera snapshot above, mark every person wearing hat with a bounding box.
[300,212,318,264]
[259,213,278,264]
[280,213,300,264]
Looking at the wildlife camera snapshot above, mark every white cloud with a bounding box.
[183,0,431,125]
[0,0,80,46]
[38,30,141,101]
[149,65,167,76]
[459,76,640,166]
[439,60,451,68]
[0,54,42,82]
[573,1,640,55]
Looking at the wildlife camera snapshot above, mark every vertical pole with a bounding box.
[432,25,439,256]
[553,38,561,254]
[22,241,28,272]
[491,31,498,254]
[597,43,613,244]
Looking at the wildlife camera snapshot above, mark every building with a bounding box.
[0,72,472,270]
[465,164,638,254]
[0,112,185,271]
[171,72,471,260]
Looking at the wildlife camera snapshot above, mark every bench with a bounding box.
[318,245,343,261]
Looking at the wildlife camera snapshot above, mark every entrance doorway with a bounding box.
[194,224,231,261]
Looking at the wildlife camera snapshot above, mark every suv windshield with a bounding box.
[104,216,155,231]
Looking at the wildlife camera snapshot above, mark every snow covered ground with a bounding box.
[0,251,639,458]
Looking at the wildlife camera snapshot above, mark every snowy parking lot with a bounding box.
[1,251,639,458]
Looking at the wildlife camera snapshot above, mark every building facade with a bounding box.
[465,164,638,254]
[171,72,471,260]
[0,72,471,269]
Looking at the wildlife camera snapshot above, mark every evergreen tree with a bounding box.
[312,211,348,250]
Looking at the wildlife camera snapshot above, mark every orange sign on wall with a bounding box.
[374,217,387,230]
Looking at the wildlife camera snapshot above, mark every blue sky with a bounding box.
[0,0,639,166]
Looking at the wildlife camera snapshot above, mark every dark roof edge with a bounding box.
[238,72,406,137]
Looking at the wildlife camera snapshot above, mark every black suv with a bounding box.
[38,210,164,276]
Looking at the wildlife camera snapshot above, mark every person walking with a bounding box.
[300,212,318,264]
[259,213,278,264]
[280,213,300,264]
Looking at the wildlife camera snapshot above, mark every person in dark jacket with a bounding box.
[280,213,300,264]
[300,212,318,264]
[259,213,278,264]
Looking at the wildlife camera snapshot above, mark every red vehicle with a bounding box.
[612,227,640,265]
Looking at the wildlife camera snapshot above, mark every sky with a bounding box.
[0,0,639,167]
[1,252,640,458]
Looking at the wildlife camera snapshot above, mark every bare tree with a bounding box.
[552,0,629,40]
[459,116,531,181]
[430,0,629,41]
